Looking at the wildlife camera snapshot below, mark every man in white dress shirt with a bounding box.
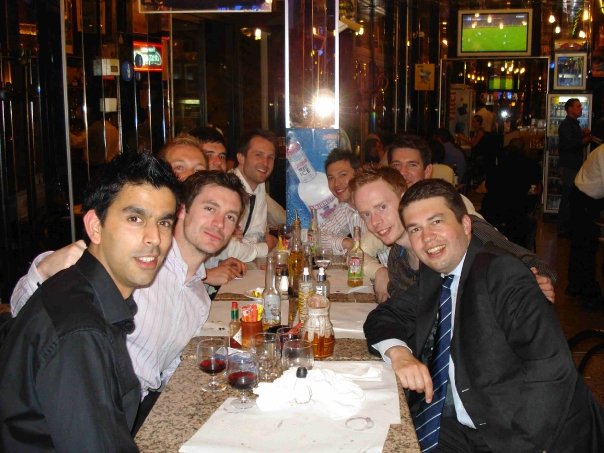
[10,170,247,432]
[231,129,279,253]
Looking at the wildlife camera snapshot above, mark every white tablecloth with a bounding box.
[179,361,401,453]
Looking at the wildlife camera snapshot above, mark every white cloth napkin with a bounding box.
[253,367,366,419]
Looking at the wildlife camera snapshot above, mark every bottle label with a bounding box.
[230,328,242,348]
[348,257,362,277]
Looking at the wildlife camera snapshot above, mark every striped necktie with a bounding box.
[414,274,454,452]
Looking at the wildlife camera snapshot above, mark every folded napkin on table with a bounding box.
[254,367,366,419]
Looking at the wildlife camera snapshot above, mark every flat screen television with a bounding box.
[458,9,532,57]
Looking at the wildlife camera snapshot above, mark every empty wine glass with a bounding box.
[253,332,279,381]
[226,351,258,411]
[196,338,228,392]
[281,339,314,371]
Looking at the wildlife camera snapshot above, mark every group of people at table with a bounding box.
[0,127,602,452]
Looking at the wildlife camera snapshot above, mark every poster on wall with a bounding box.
[286,128,339,228]
[415,64,435,91]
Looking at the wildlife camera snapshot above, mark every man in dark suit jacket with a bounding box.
[364,179,602,452]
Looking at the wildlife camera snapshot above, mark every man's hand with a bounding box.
[373,267,390,303]
[387,346,434,403]
[342,238,354,250]
[531,267,555,303]
[205,258,247,286]
[37,240,87,281]
[265,233,278,251]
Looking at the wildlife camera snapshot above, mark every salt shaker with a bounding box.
[294,366,312,404]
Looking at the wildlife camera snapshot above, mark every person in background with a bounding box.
[433,127,467,182]
[364,134,385,164]
[428,138,455,184]
[189,126,228,172]
[232,129,279,253]
[475,98,494,132]
[87,112,120,175]
[158,133,208,180]
[558,98,591,237]
[364,179,602,452]
[458,115,496,186]
[10,170,248,432]
[481,143,542,249]
[567,143,604,310]
[1,152,181,451]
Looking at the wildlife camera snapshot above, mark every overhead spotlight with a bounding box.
[548,14,556,24]
[555,26,561,34]
[579,30,586,38]
[254,28,262,40]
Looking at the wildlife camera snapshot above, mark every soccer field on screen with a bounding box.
[462,26,528,52]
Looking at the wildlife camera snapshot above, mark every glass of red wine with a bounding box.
[226,351,258,411]
[196,338,228,392]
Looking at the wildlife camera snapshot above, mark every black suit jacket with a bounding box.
[365,239,603,452]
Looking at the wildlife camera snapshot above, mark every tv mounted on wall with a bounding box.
[457,9,532,57]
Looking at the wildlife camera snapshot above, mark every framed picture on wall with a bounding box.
[554,52,587,90]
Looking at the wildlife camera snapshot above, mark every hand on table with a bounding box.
[531,267,555,304]
[37,240,87,281]
[373,267,390,303]
[387,346,433,403]
[205,258,247,286]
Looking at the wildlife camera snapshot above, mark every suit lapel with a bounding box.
[451,238,481,349]
[416,267,442,354]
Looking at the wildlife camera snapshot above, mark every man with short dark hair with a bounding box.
[558,97,591,236]
[190,126,228,171]
[232,129,279,253]
[1,152,181,451]
[364,179,602,452]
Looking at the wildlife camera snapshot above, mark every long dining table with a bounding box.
[135,266,420,452]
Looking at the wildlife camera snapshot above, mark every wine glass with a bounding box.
[253,332,279,381]
[226,351,258,411]
[281,339,314,371]
[315,246,333,270]
[196,338,228,392]
[276,326,301,356]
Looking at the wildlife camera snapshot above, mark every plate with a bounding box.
[244,288,264,301]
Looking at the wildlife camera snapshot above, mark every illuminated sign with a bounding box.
[133,41,163,72]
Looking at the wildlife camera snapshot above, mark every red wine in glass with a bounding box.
[226,351,258,411]
[228,371,257,390]
[199,357,227,375]
[196,338,228,392]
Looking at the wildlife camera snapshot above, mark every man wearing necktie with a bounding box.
[364,179,603,452]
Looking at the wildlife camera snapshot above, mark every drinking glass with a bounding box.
[281,339,314,371]
[253,332,279,381]
[276,326,301,356]
[315,246,333,269]
[196,338,228,392]
[226,351,258,410]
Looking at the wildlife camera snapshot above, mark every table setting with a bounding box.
[135,252,420,452]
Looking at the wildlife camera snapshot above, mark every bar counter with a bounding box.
[136,337,420,452]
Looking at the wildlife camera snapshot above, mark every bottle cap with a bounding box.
[296,367,308,378]
[231,301,238,309]
[317,267,326,281]
[301,267,310,281]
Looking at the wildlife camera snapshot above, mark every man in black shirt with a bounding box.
[557,98,591,236]
[0,152,180,451]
